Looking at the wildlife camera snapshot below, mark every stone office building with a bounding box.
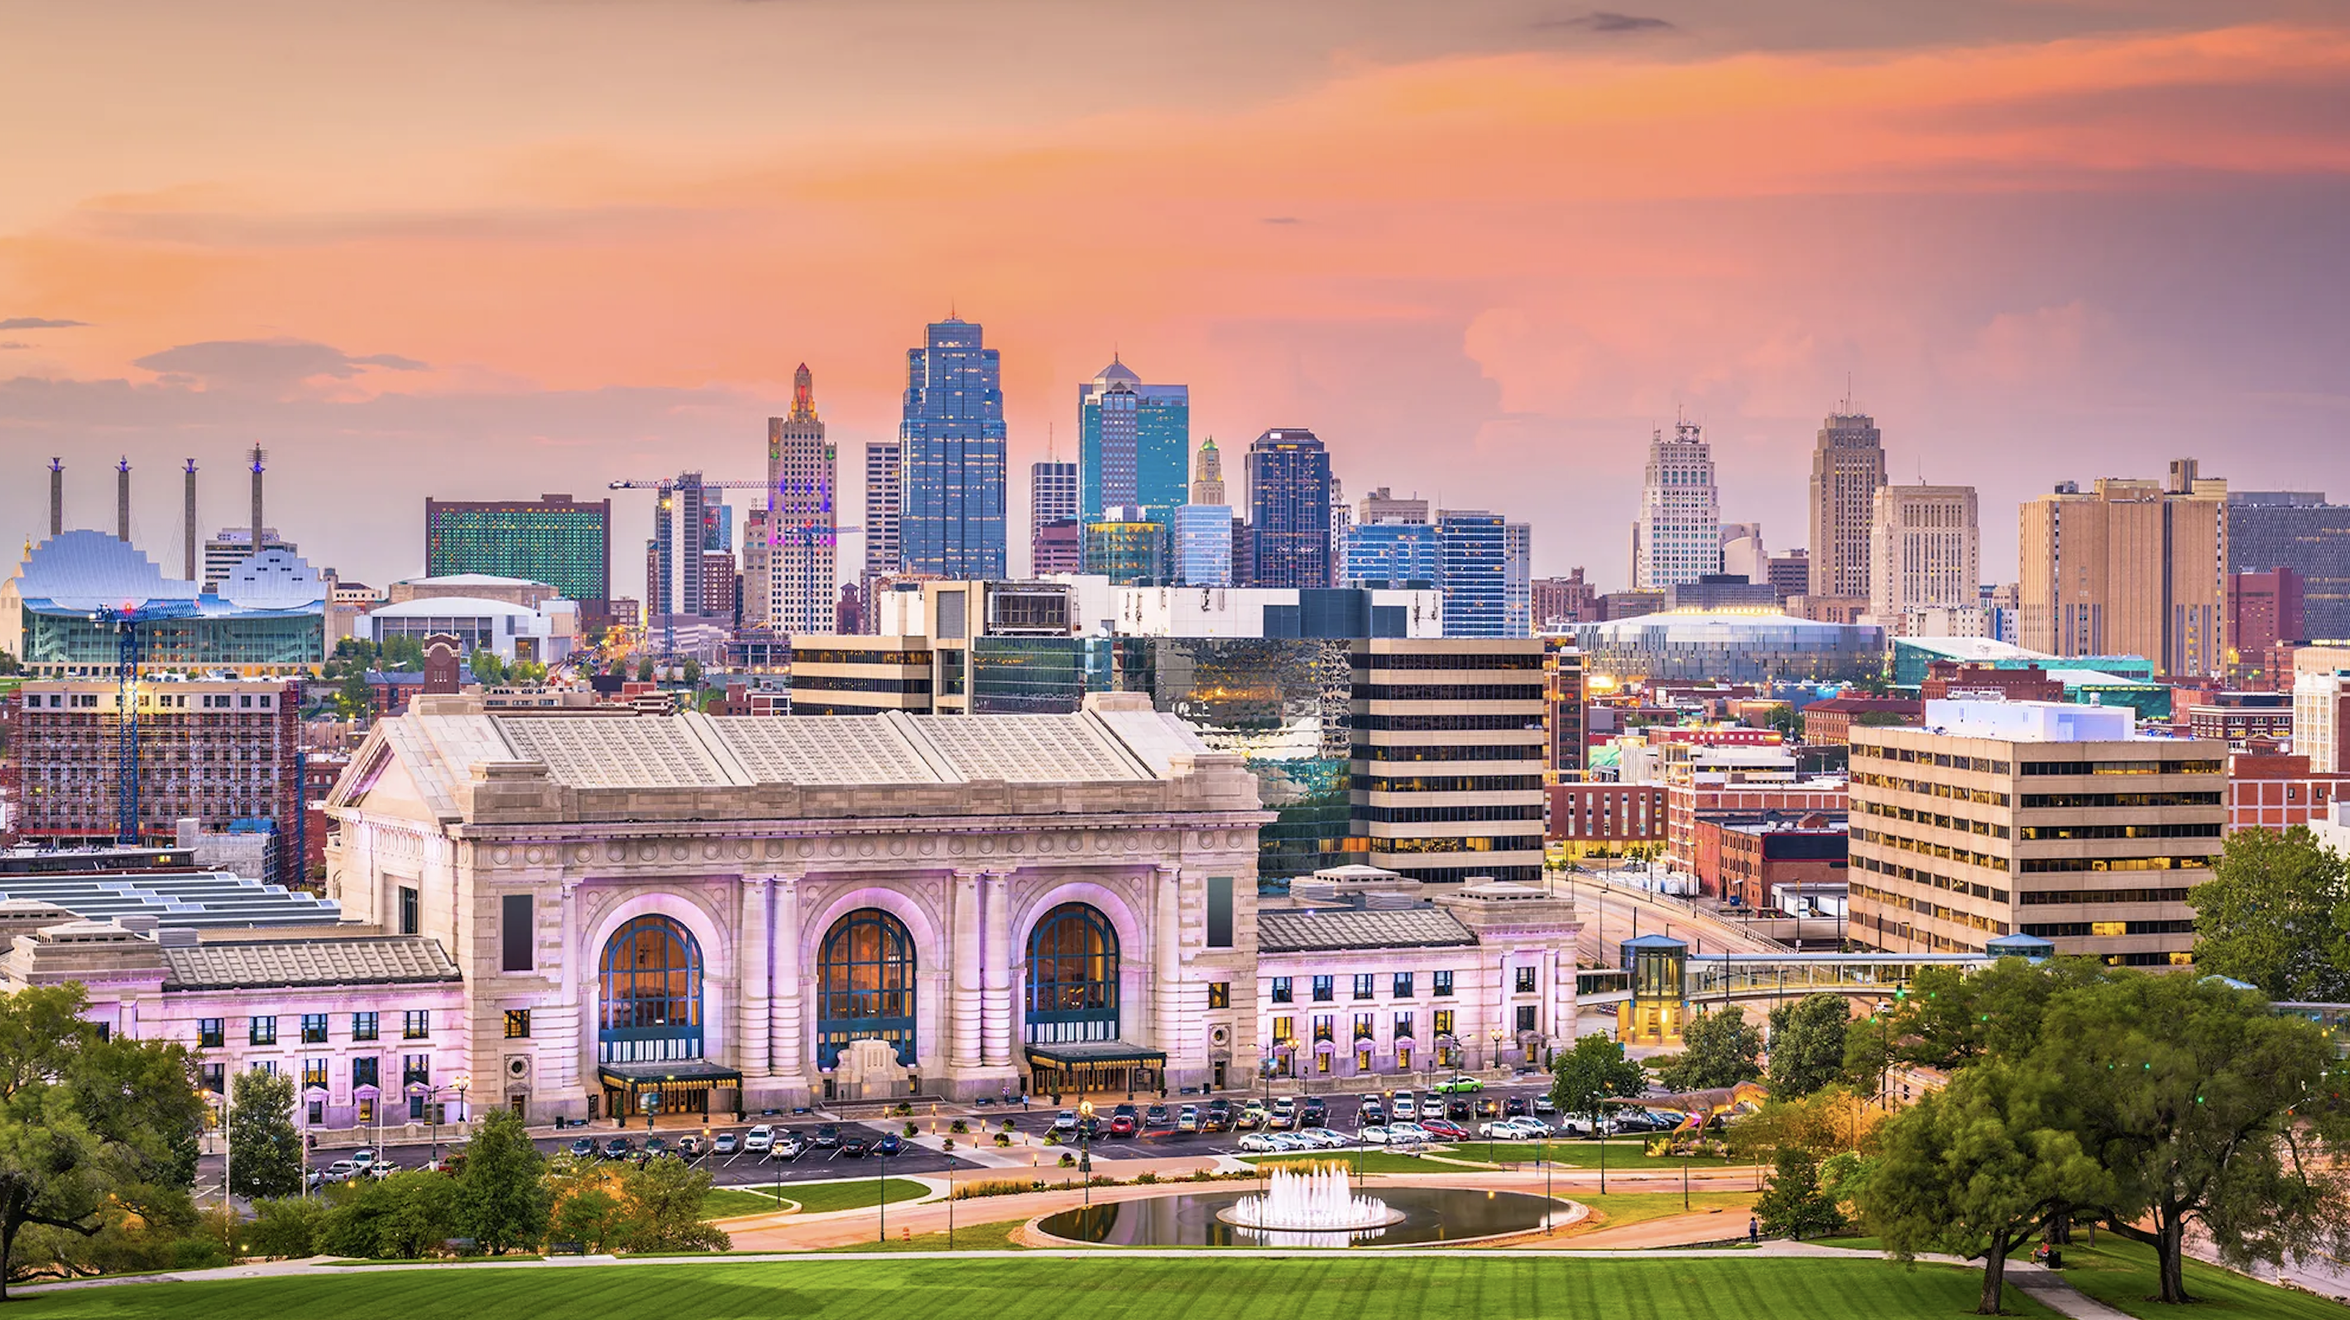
[324,693,1270,1119]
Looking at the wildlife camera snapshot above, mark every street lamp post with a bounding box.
[876,1144,888,1244]
[1077,1099,1096,1209]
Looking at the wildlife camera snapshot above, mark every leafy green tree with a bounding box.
[1726,1085,1882,1161]
[1842,956,2110,1081]
[635,656,655,683]
[1549,1033,1646,1129]
[242,1197,328,1258]
[2190,825,2350,1002]
[469,650,508,686]
[1766,994,1851,1097]
[681,657,702,686]
[317,1171,463,1258]
[459,1110,549,1254]
[1752,1147,1843,1240]
[0,985,206,1301]
[550,1186,629,1253]
[2045,972,2350,1304]
[508,660,547,686]
[618,1155,728,1253]
[336,669,374,720]
[1866,1059,2110,1315]
[1656,1007,1762,1091]
[225,1068,304,1202]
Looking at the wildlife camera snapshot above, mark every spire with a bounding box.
[790,363,817,422]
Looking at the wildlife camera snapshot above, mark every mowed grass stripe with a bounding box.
[13,1255,2062,1320]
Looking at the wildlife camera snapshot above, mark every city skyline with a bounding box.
[6,4,2350,601]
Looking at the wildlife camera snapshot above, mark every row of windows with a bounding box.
[1272,971,1458,1002]
[2018,792,2223,809]
[2019,760,2223,776]
[1852,772,2008,806]
[789,649,934,666]
[1270,1009,1461,1044]
[1852,852,2010,905]
[1356,744,1538,763]
[1856,799,2006,839]
[1352,653,1545,672]
[2017,822,2221,841]
[1351,804,1547,825]
[2019,887,2192,906]
[1352,684,1545,703]
[1357,775,1545,794]
[1354,715,1545,732]
[1853,746,2012,774]
[793,675,933,694]
[1367,834,1544,855]
[199,1011,425,1048]
[198,1053,434,1094]
[2022,920,2198,938]
[1852,825,2012,873]
[1849,882,2011,936]
[2017,856,2213,874]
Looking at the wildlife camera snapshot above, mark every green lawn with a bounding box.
[1465,1140,1744,1170]
[2049,1237,2345,1320]
[10,1255,2056,1319]
[820,1217,1030,1253]
[702,1178,928,1220]
[1572,1191,1756,1234]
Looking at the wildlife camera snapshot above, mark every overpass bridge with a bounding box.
[1610,933,2057,1044]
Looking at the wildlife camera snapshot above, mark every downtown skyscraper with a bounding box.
[899,316,1007,579]
[1078,355,1189,525]
[1808,410,1888,599]
[1029,457,1079,576]
[1630,421,1721,589]
[1246,428,1332,589]
[750,364,836,634]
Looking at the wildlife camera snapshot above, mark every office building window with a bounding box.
[1208,982,1231,1010]
[1392,972,1414,999]
[353,1057,379,1089]
[1516,1004,1538,1033]
[501,893,533,972]
[504,1009,531,1040]
[249,1017,277,1046]
[1353,973,1376,1000]
[1394,1012,1415,1040]
[201,1063,225,1094]
[1312,1015,1334,1042]
[1434,1009,1456,1037]
[303,1059,328,1088]
[1206,876,1235,948]
[1271,977,1293,1004]
[403,1010,430,1040]
[1272,1015,1294,1044]
[403,1055,430,1087]
[399,885,420,936]
[197,1018,224,1049]
[1311,975,1335,1002]
[1514,966,1537,994]
[1354,1013,1375,1041]
[1433,970,1455,997]
[352,1012,379,1041]
[301,1013,328,1044]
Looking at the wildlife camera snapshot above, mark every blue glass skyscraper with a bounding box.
[1343,522,1440,584]
[1246,428,1332,589]
[1438,509,1509,636]
[899,316,1007,578]
[1079,356,1189,525]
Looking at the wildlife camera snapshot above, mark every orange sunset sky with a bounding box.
[4,0,2349,597]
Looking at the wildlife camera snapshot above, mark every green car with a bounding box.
[1432,1075,1483,1094]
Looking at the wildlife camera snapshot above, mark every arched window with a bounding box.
[1025,903,1120,1044]
[599,915,703,1063]
[816,909,917,1069]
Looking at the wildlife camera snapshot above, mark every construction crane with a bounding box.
[607,475,863,657]
[93,600,200,844]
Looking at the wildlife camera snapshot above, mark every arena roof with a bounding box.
[162,935,458,989]
[1257,906,1478,953]
[0,871,341,929]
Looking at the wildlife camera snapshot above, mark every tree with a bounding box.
[459,1111,549,1254]
[1656,1007,1762,1091]
[225,1069,304,1202]
[2045,973,2350,1304]
[1549,1033,1647,1130]
[1766,994,1851,1097]
[1752,1147,1843,1240]
[1842,956,2111,1081]
[469,650,508,686]
[1866,1059,2111,1315]
[635,656,655,683]
[681,657,702,686]
[335,669,374,720]
[617,1155,727,1253]
[318,1171,462,1259]
[0,985,206,1302]
[243,1197,328,1259]
[550,1186,628,1254]
[1726,1085,1883,1162]
[2190,825,2350,1002]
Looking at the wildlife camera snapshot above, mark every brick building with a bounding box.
[1691,811,1849,908]
[1800,696,1924,747]
[1545,782,1665,854]
[2227,753,2350,835]
[1919,661,2066,702]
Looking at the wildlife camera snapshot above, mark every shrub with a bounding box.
[993,1133,1011,1147]
[1058,1152,1076,1168]
[243,1197,328,1259]
[1134,1172,1158,1185]
[903,1122,918,1138]
[949,1119,969,1134]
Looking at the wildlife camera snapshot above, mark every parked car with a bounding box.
[1269,1097,1298,1130]
[1385,1123,1430,1146]
[1420,1118,1468,1140]
[1433,1075,1484,1094]
[1204,1100,1233,1131]
[1238,1133,1280,1153]
[321,1159,363,1183]
[1052,1110,1079,1134]
[1304,1128,1348,1149]
[1391,1095,1417,1121]
[1300,1100,1327,1129]
[713,1131,741,1156]
[815,1124,843,1148]
[773,1132,809,1159]
[567,1137,597,1159]
[1238,1101,1268,1129]
[643,1137,670,1159]
[877,1133,904,1156]
[1504,1096,1529,1117]
[1144,1104,1171,1129]
[1359,1125,1393,1145]
[1532,1095,1557,1115]
[1357,1101,1385,1125]
[602,1138,634,1160]
[1177,1105,1200,1133]
[1108,1112,1138,1138]
[349,1148,380,1173]
[1476,1097,1502,1118]
[1478,1120,1523,1140]
[840,1136,871,1158]
[1447,1098,1473,1120]
[744,1125,775,1153]
[1507,1117,1552,1138]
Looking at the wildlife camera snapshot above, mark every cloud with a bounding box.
[128,338,430,394]
[1539,11,1676,35]
[0,341,31,350]
[0,317,89,330]
[1261,216,1303,225]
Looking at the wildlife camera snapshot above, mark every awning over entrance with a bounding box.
[1025,1040,1168,1100]
[598,1060,743,1087]
[597,1060,744,1120]
[1024,1041,1167,1070]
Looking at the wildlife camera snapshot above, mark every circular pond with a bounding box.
[1035,1186,1567,1248]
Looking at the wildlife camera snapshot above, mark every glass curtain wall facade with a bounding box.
[1078,358,1189,525]
[2230,496,2350,642]
[1247,429,1332,589]
[1438,511,1509,637]
[900,318,1007,578]
[423,495,612,616]
[1172,504,1234,586]
[1344,522,1440,585]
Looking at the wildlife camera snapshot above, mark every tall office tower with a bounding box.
[1029,459,1079,574]
[1171,438,1232,586]
[1077,355,1189,524]
[1504,522,1532,636]
[1032,520,1084,576]
[1437,509,1508,637]
[201,528,297,595]
[2019,463,2229,677]
[1328,477,1354,588]
[1359,486,1429,525]
[1868,485,1980,618]
[1343,522,1441,584]
[2229,490,2350,642]
[422,493,611,619]
[1808,410,1887,598]
[2228,569,2305,675]
[1848,700,2223,963]
[643,473,715,622]
[1630,422,1721,590]
[899,316,1007,578]
[1766,550,1810,602]
[1246,428,1332,589]
[1350,637,1547,884]
[862,442,902,577]
[1719,523,1767,583]
[748,365,838,635]
[2296,655,2350,774]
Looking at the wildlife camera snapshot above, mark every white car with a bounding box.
[1532,1096,1557,1114]
[1052,1110,1079,1133]
[1271,1133,1313,1151]
[321,1159,363,1183]
[1505,1117,1551,1139]
[1359,1125,1393,1145]
[1301,1128,1346,1149]
[1385,1122,1430,1146]
[349,1148,379,1172]
[1392,1096,1416,1121]
[743,1125,775,1153]
[1478,1120,1522,1140]
[1238,1133,1280,1153]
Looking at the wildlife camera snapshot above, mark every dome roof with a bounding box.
[221,548,326,610]
[12,530,197,612]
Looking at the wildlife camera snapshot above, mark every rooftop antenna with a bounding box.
[49,457,63,538]
[1046,421,1056,462]
[116,456,131,542]
[183,459,199,582]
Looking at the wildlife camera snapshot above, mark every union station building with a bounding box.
[5,692,1586,1130]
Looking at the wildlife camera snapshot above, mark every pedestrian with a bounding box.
[1748,1216,1759,1245]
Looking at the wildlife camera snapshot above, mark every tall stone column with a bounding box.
[982,871,1013,1068]
[1154,865,1182,1063]
[738,877,772,1079]
[769,875,808,1088]
[559,876,584,1093]
[951,870,983,1072]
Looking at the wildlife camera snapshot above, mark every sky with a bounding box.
[4,0,2349,599]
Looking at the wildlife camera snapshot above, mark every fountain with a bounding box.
[1219,1164,1405,1235]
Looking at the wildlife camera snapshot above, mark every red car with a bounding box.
[1419,1118,1468,1140]
[1108,1104,1139,1138]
